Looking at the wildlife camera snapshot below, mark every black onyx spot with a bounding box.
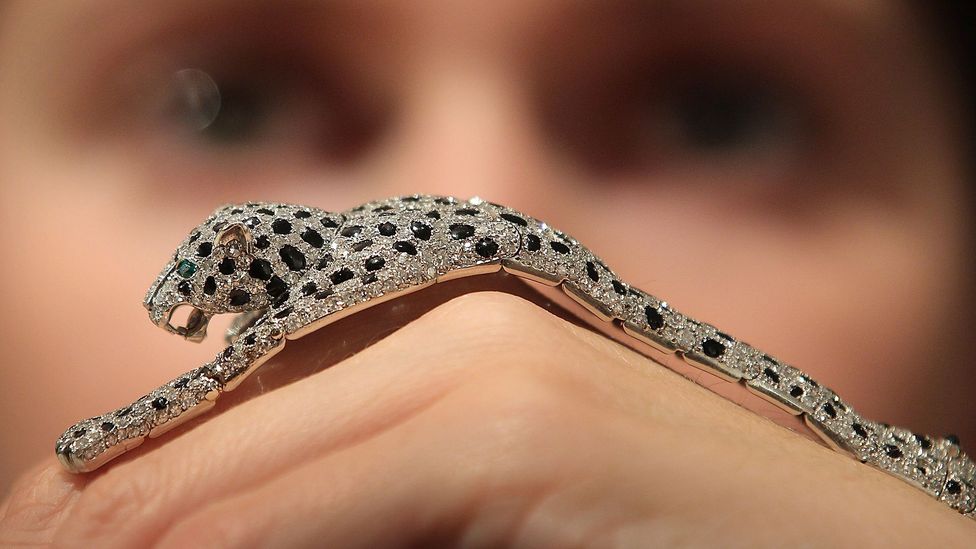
[500,213,528,226]
[362,272,378,284]
[644,307,664,330]
[101,422,115,432]
[279,245,307,271]
[550,241,570,254]
[255,235,271,249]
[229,289,251,306]
[351,239,373,252]
[526,234,541,252]
[914,433,932,450]
[177,281,192,296]
[197,242,213,257]
[204,276,217,295]
[449,223,475,240]
[301,282,318,296]
[410,221,432,240]
[377,222,397,236]
[219,257,236,275]
[73,428,86,438]
[340,225,363,238]
[611,280,627,295]
[222,346,234,359]
[426,210,441,219]
[393,241,417,255]
[330,268,355,285]
[274,307,294,319]
[455,208,479,216]
[401,196,420,202]
[321,217,340,228]
[294,210,312,219]
[762,367,780,383]
[151,397,168,410]
[945,480,962,495]
[271,291,290,307]
[257,208,274,215]
[272,219,293,235]
[852,423,869,438]
[474,237,499,258]
[244,333,257,345]
[189,232,200,243]
[212,222,226,233]
[315,289,333,300]
[702,339,725,358]
[248,258,274,280]
[789,386,804,398]
[946,434,961,446]
[173,377,189,388]
[434,197,453,205]
[316,254,334,270]
[244,216,261,228]
[116,407,131,417]
[586,262,599,282]
[365,256,385,271]
[884,444,903,459]
[230,208,244,214]
[823,402,837,418]
[302,229,324,248]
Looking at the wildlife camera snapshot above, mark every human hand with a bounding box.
[2,282,973,547]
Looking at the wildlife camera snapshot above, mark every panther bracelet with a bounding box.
[55,194,975,520]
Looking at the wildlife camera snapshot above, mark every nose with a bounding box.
[374,60,556,208]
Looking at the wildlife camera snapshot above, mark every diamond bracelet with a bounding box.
[55,194,975,520]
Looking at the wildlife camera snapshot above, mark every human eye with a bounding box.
[66,7,391,185]
[647,63,808,165]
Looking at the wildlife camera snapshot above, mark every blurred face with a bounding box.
[0,0,971,490]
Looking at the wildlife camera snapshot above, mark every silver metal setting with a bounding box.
[56,194,976,520]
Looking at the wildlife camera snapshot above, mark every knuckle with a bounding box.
[430,291,567,347]
[421,291,609,444]
[425,291,583,373]
[455,365,588,453]
[57,468,159,545]
[0,462,81,544]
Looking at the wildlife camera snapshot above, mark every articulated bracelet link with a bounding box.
[55,195,975,520]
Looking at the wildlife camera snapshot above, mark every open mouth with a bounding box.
[161,304,212,342]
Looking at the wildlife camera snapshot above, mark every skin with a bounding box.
[2,290,975,546]
[0,0,973,545]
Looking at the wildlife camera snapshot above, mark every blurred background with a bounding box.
[0,1,973,495]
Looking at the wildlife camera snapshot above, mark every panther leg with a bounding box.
[54,319,285,473]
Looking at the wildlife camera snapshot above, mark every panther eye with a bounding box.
[176,259,198,278]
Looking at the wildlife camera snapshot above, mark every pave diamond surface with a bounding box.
[59,194,976,521]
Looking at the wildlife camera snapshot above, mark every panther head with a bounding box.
[144,203,341,341]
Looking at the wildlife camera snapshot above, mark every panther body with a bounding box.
[54,195,976,520]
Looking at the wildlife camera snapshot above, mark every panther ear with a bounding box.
[215,223,252,253]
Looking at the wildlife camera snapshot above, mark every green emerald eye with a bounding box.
[176,259,198,278]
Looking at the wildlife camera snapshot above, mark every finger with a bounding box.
[154,365,620,548]
[154,356,972,548]
[51,291,650,547]
[0,462,87,547]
